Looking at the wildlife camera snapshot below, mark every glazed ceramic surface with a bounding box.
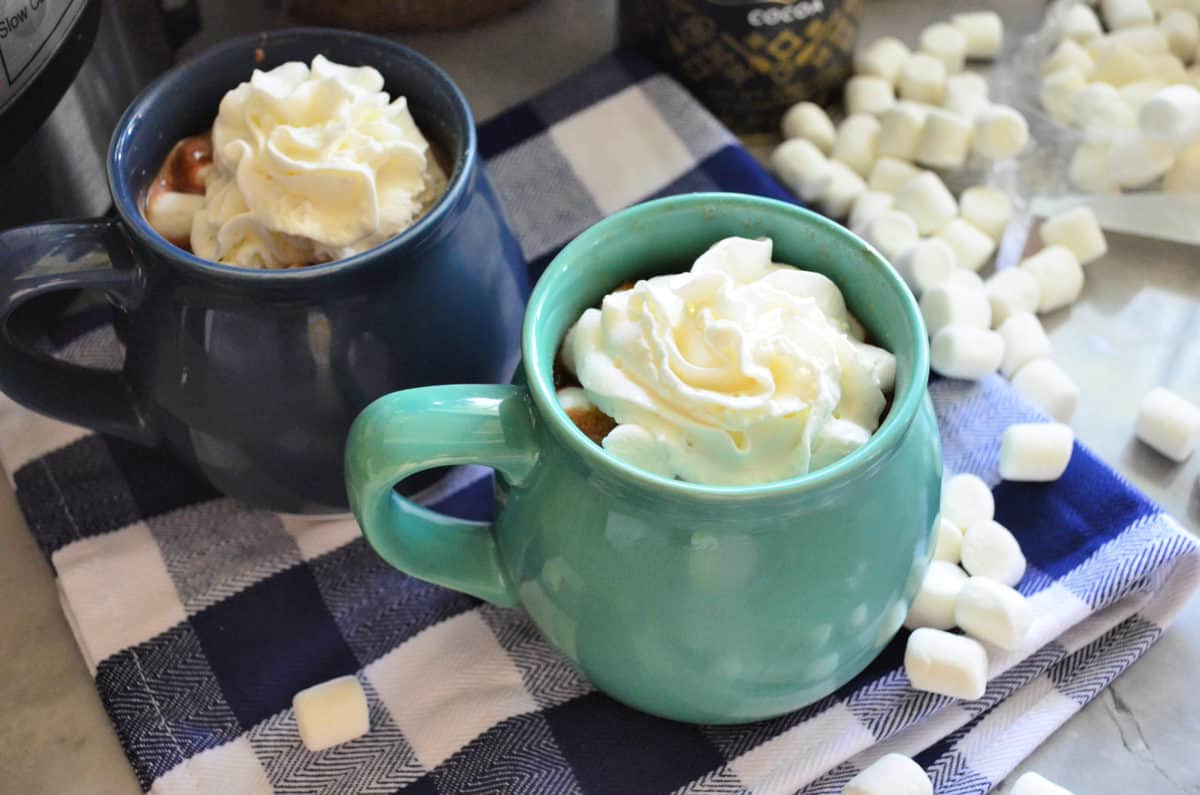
[346,193,942,723]
[0,29,527,512]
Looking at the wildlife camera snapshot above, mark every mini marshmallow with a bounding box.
[1020,245,1084,313]
[941,472,995,530]
[862,210,920,262]
[894,171,958,234]
[1107,26,1170,55]
[921,284,992,337]
[817,160,867,219]
[844,754,933,795]
[896,238,956,295]
[973,105,1029,160]
[1147,52,1188,83]
[1135,386,1200,461]
[949,267,985,293]
[1107,132,1176,188]
[846,75,896,116]
[1164,141,1200,190]
[933,515,965,563]
[904,627,989,700]
[1160,10,1200,62]
[770,138,832,202]
[937,218,997,272]
[1011,358,1080,421]
[833,113,882,177]
[931,325,1005,380]
[557,386,594,412]
[955,577,1033,650]
[878,103,927,160]
[1042,39,1095,76]
[848,190,896,235]
[1040,66,1089,122]
[987,270,1042,329]
[1040,206,1108,265]
[1060,4,1103,43]
[781,101,838,154]
[1140,85,1200,145]
[145,191,204,242]
[947,70,989,98]
[868,157,921,193]
[960,186,1012,241]
[917,108,974,169]
[856,36,912,85]
[1010,772,1076,795]
[920,22,969,73]
[293,676,370,752]
[999,422,1075,481]
[1069,141,1120,193]
[1101,0,1154,30]
[952,12,1003,60]
[1120,78,1169,110]
[905,560,969,630]
[899,52,948,105]
[942,78,991,120]
[999,312,1053,378]
[1071,82,1137,137]
[961,519,1027,586]
[1089,42,1152,86]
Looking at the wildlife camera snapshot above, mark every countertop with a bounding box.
[1,0,1198,792]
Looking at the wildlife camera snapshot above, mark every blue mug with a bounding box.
[0,29,528,513]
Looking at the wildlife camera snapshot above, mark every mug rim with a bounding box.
[106,27,474,283]
[523,192,931,500]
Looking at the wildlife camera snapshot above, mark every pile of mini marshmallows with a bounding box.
[1042,0,1200,192]
[845,754,1075,795]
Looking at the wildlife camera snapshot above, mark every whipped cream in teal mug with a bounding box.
[346,193,942,724]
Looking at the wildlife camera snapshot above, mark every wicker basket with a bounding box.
[288,0,536,32]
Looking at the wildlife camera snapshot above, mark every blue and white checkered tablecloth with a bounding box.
[2,53,1198,795]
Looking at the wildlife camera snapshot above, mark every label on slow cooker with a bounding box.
[0,0,89,116]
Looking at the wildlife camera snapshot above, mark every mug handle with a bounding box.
[345,384,540,607]
[0,218,155,444]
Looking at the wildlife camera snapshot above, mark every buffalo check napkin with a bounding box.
[2,52,1198,795]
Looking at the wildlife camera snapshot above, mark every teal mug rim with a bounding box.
[522,192,930,501]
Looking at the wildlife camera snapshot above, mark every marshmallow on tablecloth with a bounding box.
[960,186,1012,241]
[933,515,965,563]
[1020,245,1084,313]
[1043,39,1095,77]
[817,160,867,219]
[998,312,1053,378]
[955,577,1033,650]
[961,519,1027,586]
[987,269,1041,328]
[904,627,989,700]
[1160,10,1200,62]
[899,52,949,104]
[1011,358,1080,422]
[1069,141,1120,192]
[833,113,882,177]
[770,138,832,202]
[1040,206,1108,265]
[849,190,895,235]
[1060,4,1103,43]
[921,22,969,73]
[868,157,921,193]
[856,36,912,85]
[921,283,992,337]
[1140,84,1200,145]
[894,170,958,234]
[878,103,928,160]
[905,560,969,630]
[936,218,996,272]
[1164,141,1200,190]
[931,325,1005,380]
[974,105,1029,160]
[941,472,995,530]
[952,12,1003,60]
[917,108,974,169]
[1101,0,1155,30]
[1000,422,1075,481]
[781,101,837,154]
[862,209,920,262]
[1135,387,1200,461]
[293,676,371,752]
[1011,772,1077,795]
[896,238,956,296]
[1040,66,1089,122]
[844,754,933,795]
[846,75,896,116]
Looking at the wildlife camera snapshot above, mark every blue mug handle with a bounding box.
[0,218,155,444]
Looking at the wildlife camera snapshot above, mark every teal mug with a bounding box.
[345,193,942,724]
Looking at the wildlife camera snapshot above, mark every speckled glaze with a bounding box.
[346,193,942,724]
[0,29,527,512]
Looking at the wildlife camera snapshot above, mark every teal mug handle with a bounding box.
[345,384,540,607]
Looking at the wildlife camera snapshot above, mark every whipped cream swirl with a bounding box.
[191,55,446,268]
[562,237,895,486]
